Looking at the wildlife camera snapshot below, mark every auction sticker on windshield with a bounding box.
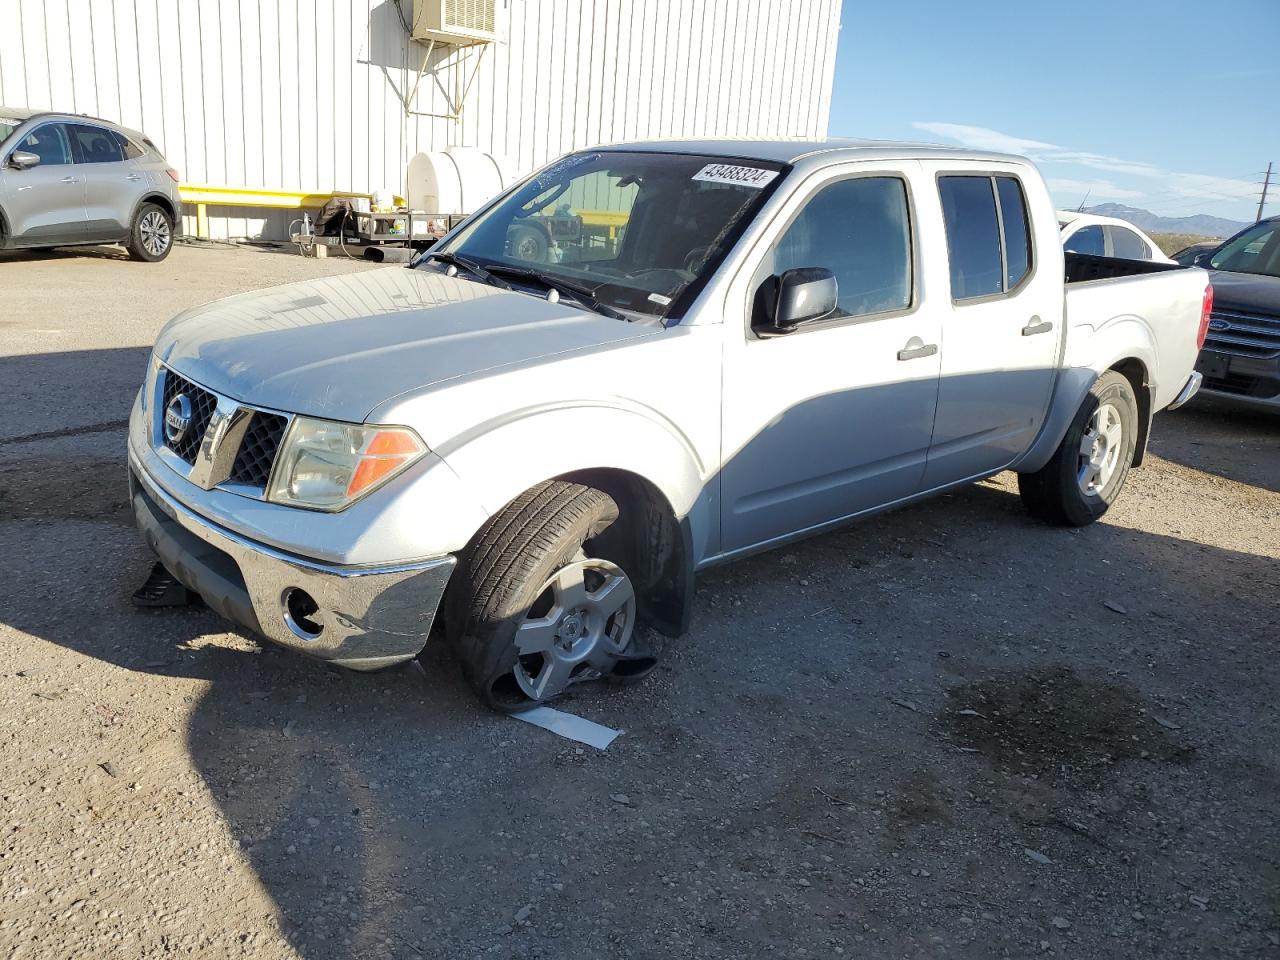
[691,163,779,188]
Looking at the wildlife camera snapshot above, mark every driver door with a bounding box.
[1,122,87,244]
[718,166,942,555]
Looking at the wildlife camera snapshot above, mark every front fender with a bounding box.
[1012,315,1156,474]
[431,400,711,556]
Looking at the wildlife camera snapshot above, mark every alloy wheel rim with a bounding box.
[140,211,170,256]
[512,558,636,701]
[1077,402,1123,497]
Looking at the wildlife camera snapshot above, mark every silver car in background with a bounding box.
[0,107,182,262]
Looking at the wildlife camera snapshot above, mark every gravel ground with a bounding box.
[1,243,1277,959]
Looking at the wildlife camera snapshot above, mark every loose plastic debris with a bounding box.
[512,706,622,750]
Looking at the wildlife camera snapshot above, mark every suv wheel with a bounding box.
[126,203,174,262]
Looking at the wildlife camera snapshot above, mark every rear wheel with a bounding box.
[445,481,640,712]
[126,203,174,262]
[1018,370,1138,526]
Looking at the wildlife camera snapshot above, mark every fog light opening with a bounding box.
[283,588,323,640]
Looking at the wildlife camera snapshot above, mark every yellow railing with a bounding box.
[178,184,632,242]
[178,184,377,239]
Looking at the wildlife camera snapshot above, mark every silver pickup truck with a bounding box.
[128,139,1210,711]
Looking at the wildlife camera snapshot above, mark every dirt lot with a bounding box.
[1,243,1277,959]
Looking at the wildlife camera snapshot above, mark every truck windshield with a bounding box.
[422,151,789,321]
[1210,221,1280,278]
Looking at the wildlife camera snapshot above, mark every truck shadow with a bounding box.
[1,349,1278,957]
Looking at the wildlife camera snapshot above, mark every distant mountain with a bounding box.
[1081,203,1248,239]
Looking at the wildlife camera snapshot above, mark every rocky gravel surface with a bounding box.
[1,244,1277,958]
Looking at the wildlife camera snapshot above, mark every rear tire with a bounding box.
[444,481,638,712]
[126,203,174,262]
[1018,370,1138,526]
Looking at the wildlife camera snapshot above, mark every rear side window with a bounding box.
[1064,224,1104,256]
[112,130,145,160]
[1105,225,1150,260]
[15,123,72,165]
[939,174,1036,300]
[70,124,125,163]
[767,176,913,320]
[996,177,1031,287]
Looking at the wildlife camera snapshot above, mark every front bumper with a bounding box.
[1195,348,1280,410]
[129,457,455,670]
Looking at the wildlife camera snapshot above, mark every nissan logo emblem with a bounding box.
[1207,318,1230,332]
[164,393,193,444]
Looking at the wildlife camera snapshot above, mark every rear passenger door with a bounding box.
[919,168,1061,487]
[68,123,138,238]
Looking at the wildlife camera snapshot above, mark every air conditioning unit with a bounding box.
[411,0,497,47]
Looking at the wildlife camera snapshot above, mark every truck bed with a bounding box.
[1064,251,1188,284]
[1062,253,1207,411]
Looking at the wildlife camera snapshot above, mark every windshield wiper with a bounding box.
[483,264,631,321]
[423,251,511,290]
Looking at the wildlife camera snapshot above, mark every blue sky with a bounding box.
[828,0,1280,223]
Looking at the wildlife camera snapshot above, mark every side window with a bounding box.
[112,130,145,160]
[996,177,1031,287]
[69,124,125,164]
[1064,224,1104,256]
[15,123,72,165]
[763,176,913,322]
[938,176,1003,299]
[1106,225,1149,260]
[938,175,1036,300]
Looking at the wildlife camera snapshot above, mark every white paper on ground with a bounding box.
[513,706,623,750]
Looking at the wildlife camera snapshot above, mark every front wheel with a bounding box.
[445,481,643,712]
[126,203,174,262]
[1018,370,1138,526]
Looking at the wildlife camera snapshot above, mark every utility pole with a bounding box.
[1259,162,1273,222]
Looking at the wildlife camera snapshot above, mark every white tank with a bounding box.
[406,147,510,215]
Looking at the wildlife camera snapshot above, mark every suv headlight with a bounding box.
[267,417,427,511]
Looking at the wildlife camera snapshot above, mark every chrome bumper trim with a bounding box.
[1167,370,1203,411]
[130,453,455,670]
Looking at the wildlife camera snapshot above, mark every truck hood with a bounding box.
[1207,269,1280,316]
[154,266,661,422]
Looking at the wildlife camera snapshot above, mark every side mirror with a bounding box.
[1192,251,1213,268]
[756,267,838,336]
[8,150,40,171]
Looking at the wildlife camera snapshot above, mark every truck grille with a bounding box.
[155,366,292,496]
[161,370,218,463]
[1202,308,1280,359]
[228,412,289,487]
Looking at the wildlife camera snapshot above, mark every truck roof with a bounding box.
[599,137,1023,166]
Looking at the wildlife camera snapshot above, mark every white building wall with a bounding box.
[0,0,842,239]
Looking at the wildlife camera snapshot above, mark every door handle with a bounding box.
[897,336,939,361]
[60,176,78,183]
[126,174,142,181]
[1022,316,1054,336]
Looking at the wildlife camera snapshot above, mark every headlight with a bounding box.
[267,417,427,511]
